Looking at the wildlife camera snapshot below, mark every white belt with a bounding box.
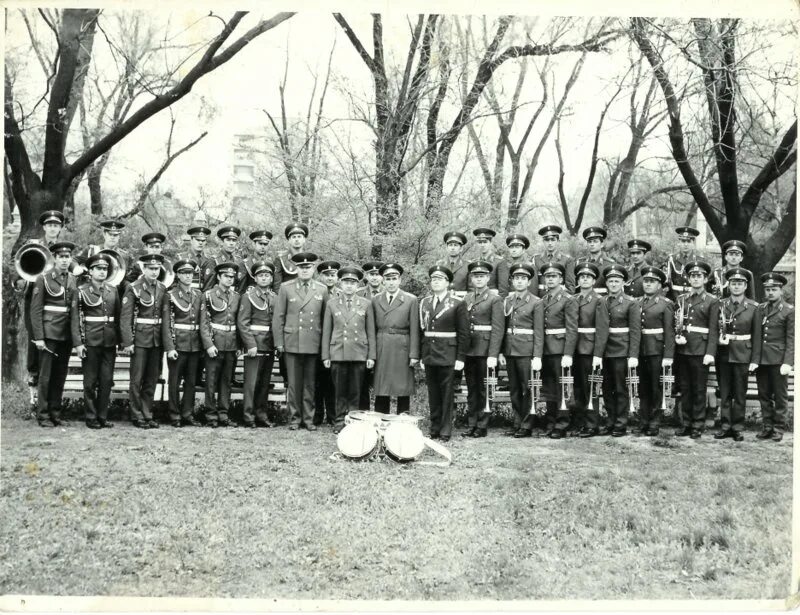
[190,282,201,289]
[174,323,198,331]
[727,334,751,341]
[577,327,596,333]
[424,331,456,338]
[686,325,709,334]
[211,323,235,332]
[594,288,608,294]
[84,316,114,323]
[472,325,492,331]
[136,318,161,325]
[537,284,546,290]
[545,328,566,335]
[507,327,534,335]
[251,325,271,332]
[609,327,629,334]
[44,305,68,313]
[672,285,686,291]
[451,291,467,300]
[642,328,663,335]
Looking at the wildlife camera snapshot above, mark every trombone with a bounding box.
[484,364,497,414]
[660,363,675,412]
[627,365,639,414]
[528,363,543,415]
[588,364,603,413]
[560,365,574,411]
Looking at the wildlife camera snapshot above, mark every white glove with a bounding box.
[454,360,464,371]
[487,356,497,369]
[592,356,603,369]
[532,357,542,371]
[561,355,573,368]
[748,363,758,373]
[498,354,507,367]
[702,354,714,366]
[207,346,218,358]
[247,347,258,358]
[627,357,639,369]
[662,357,673,368]
[167,350,178,360]
[780,364,792,376]
[675,335,687,346]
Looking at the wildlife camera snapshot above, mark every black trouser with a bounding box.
[506,356,534,432]
[168,351,200,422]
[638,355,663,432]
[130,346,162,423]
[602,357,629,431]
[331,361,366,426]
[425,364,456,438]
[374,395,410,414]
[358,367,373,410]
[314,358,336,425]
[284,352,317,427]
[27,339,39,384]
[671,355,686,427]
[82,346,116,424]
[464,356,491,430]
[757,365,788,435]
[36,339,72,421]
[573,355,601,431]
[542,354,567,430]
[243,352,274,425]
[716,356,747,434]
[676,354,708,432]
[204,350,236,423]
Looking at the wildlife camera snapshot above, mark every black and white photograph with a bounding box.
[0,0,796,608]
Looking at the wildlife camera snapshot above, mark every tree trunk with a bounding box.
[1,264,23,383]
[87,164,104,215]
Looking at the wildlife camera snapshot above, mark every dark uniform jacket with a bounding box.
[541,287,578,356]
[502,290,544,358]
[272,251,300,291]
[505,255,535,292]
[162,284,203,353]
[638,294,675,358]
[204,252,246,292]
[321,294,376,362]
[664,252,700,299]
[120,278,166,348]
[625,263,646,298]
[463,288,505,357]
[570,289,609,357]
[75,244,131,273]
[674,290,719,357]
[717,297,760,364]
[30,269,76,342]
[603,293,641,358]
[478,253,509,297]
[578,253,616,296]
[237,254,271,295]
[531,252,575,296]
[176,250,216,291]
[237,286,275,353]
[272,279,328,354]
[418,292,469,366]
[200,285,240,352]
[71,282,119,347]
[125,257,173,286]
[709,266,756,301]
[754,299,794,366]
[436,256,470,293]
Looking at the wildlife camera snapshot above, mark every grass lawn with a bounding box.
[0,389,792,602]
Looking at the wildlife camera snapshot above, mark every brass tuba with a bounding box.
[14,242,54,282]
[98,249,125,286]
[158,260,175,288]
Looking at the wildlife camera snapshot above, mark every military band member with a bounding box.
[637,267,674,436]
[472,228,509,297]
[201,262,241,427]
[273,222,309,291]
[238,230,273,294]
[539,262,578,438]
[126,232,169,285]
[207,226,245,291]
[625,239,651,298]
[356,261,385,299]
[664,226,701,302]
[30,241,77,427]
[578,227,615,296]
[500,263,544,438]
[569,263,609,438]
[673,260,719,439]
[74,219,130,285]
[12,209,66,388]
[713,267,760,442]
[238,261,277,428]
[709,240,755,300]
[121,254,167,429]
[418,266,469,442]
[436,231,470,297]
[371,263,420,414]
[314,260,341,425]
[72,254,120,429]
[753,272,794,442]
[531,225,575,296]
[162,259,203,428]
[272,252,329,430]
[321,266,376,434]
[178,226,215,291]
[460,261,505,438]
[505,234,534,292]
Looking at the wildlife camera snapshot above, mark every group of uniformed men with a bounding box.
[16,211,794,443]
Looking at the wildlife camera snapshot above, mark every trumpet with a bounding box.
[627,365,639,414]
[675,295,688,345]
[660,363,675,412]
[528,364,543,416]
[14,242,54,283]
[484,364,497,414]
[718,302,732,346]
[588,364,603,412]
[560,365,574,411]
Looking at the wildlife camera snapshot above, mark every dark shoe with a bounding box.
[50,418,67,426]
[37,419,53,428]
[549,429,565,439]
[514,429,532,438]
[86,421,102,429]
[732,432,744,442]
[612,429,627,438]
[756,429,773,440]
[429,433,440,440]
[255,420,273,428]
[243,422,256,428]
[461,427,476,437]
[644,428,659,437]
[598,427,613,436]
[307,424,318,432]
[504,429,518,437]
[148,420,159,429]
[471,428,487,438]
[288,424,299,431]
[171,421,181,428]
[207,421,218,428]
[714,429,732,440]
[132,420,147,429]
[181,418,201,427]
[439,435,451,443]
[217,418,230,427]
[99,421,114,428]
[675,427,692,437]
[690,430,702,439]
[579,428,598,438]
[333,425,343,435]
[772,432,783,442]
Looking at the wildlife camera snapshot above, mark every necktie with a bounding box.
[347,299,352,310]
[302,282,308,297]
[387,294,393,305]
[433,297,439,312]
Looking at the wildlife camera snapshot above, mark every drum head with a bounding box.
[337,422,379,460]
[383,422,425,462]
[345,411,384,429]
